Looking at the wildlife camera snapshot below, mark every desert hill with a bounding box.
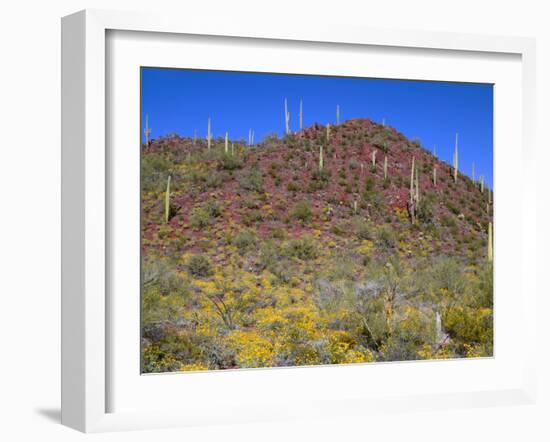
[140,118,493,372]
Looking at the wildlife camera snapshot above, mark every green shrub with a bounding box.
[233,230,257,253]
[189,207,212,229]
[311,169,331,183]
[285,236,318,260]
[219,153,242,170]
[362,189,386,214]
[242,209,263,226]
[187,254,211,277]
[348,158,360,170]
[376,225,397,249]
[365,176,375,192]
[291,201,313,223]
[141,154,171,192]
[355,219,374,240]
[287,181,300,192]
[239,168,264,192]
[418,194,436,224]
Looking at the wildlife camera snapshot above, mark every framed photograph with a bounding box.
[61,9,537,433]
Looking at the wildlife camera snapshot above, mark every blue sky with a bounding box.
[141,68,493,187]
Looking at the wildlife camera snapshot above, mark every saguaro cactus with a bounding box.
[319,145,324,171]
[384,156,388,180]
[480,175,485,193]
[207,117,212,151]
[487,222,493,261]
[164,175,171,224]
[336,104,340,125]
[472,162,476,182]
[409,157,418,224]
[299,99,303,131]
[224,132,229,154]
[251,130,254,145]
[326,123,331,142]
[231,143,234,156]
[433,166,437,186]
[193,129,197,145]
[144,114,151,147]
[453,132,459,183]
[433,145,437,158]
[284,98,290,135]
[372,149,377,167]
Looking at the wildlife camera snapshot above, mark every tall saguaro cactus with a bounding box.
[453,132,459,183]
[372,149,377,167]
[284,98,290,135]
[433,145,437,158]
[336,104,340,125]
[164,175,171,224]
[319,145,324,172]
[326,123,331,142]
[433,166,437,186]
[480,175,485,193]
[472,162,476,182]
[384,156,388,180]
[224,132,229,154]
[409,157,417,224]
[207,117,212,151]
[144,114,151,148]
[487,222,493,261]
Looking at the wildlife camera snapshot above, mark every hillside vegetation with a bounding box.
[141,118,493,373]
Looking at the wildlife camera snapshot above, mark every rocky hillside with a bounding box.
[141,118,493,373]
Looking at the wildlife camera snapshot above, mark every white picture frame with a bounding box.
[61,9,537,433]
